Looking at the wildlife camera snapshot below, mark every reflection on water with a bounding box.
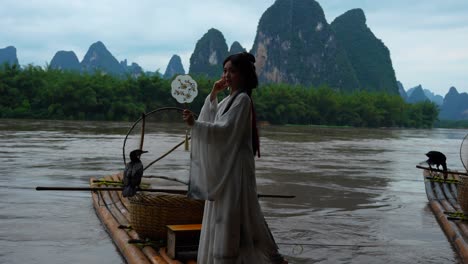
[1,119,466,263]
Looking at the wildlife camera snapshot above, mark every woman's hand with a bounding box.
[183,109,195,127]
[210,76,227,101]
[213,76,228,93]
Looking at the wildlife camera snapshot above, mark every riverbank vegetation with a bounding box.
[0,64,439,128]
[434,120,468,129]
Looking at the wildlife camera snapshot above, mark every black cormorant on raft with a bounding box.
[123,149,147,198]
[426,151,448,180]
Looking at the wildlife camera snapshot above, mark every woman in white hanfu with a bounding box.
[183,52,286,264]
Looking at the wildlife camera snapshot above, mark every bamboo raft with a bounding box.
[419,165,468,263]
[90,173,197,264]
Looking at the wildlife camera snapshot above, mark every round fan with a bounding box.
[461,133,468,172]
[171,75,198,104]
[122,74,199,183]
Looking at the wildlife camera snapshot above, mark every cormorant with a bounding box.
[122,149,148,197]
[426,151,448,180]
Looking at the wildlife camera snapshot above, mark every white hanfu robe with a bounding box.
[188,91,283,264]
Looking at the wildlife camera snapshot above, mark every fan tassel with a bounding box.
[184,129,189,151]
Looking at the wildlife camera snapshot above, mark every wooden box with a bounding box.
[166,224,201,259]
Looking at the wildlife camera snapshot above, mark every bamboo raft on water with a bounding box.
[90,173,197,264]
[417,164,468,263]
[37,174,294,264]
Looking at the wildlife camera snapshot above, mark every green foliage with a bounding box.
[254,83,439,128]
[0,64,438,128]
[434,120,468,129]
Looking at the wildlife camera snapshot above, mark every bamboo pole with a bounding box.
[90,179,152,264]
[91,177,167,264]
[37,186,187,194]
[144,139,187,171]
[422,169,468,262]
[140,113,146,151]
[35,186,295,199]
[416,165,468,176]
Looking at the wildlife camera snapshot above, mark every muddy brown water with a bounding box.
[1,119,466,263]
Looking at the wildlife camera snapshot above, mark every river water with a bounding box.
[1,119,466,264]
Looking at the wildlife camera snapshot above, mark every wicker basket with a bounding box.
[128,193,204,241]
[458,175,468,213]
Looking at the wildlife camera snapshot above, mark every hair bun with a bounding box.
[244,51,255,63]
[241,52,256,63]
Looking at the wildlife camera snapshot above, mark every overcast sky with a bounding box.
[1,0,467,95]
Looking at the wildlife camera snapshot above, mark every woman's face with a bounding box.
[223,60,242,91]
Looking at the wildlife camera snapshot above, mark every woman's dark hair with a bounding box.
[222,52,261,157]
[223,52,258,96]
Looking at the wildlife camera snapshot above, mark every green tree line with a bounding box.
[434,119,468,129]
[0,64,438,128]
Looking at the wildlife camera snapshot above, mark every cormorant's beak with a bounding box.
[141,151,148,154]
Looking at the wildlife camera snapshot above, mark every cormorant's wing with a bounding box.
[123,162,132,186]
[123,162,137,197]
[133,161,144,187]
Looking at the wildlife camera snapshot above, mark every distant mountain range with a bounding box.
[0,46,19,65]
[50,51,80,71]
[1,0,466,120]
[406,85,428,104]
[163,55,185,79]
[50,41,146,77]
[439,87,468,120]
[1,0,399,93]
[406,85,443,106]
[397,81,408,101]
[398,82,468,120]
[1,41,150,77]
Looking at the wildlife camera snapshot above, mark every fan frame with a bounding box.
[122,107,197,168]
[461,133,468,172]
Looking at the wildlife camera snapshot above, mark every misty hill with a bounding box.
[120,59,144,78]
[163,55,185,79]
[81,41,125,75]
[250,0,359,91]
[439,87,468,120]
[405,85,468,120]
[0,46,19,65]
[398,81,408,101]
[331,9,398,94]
[50,51,80,71]
[422,89,443,106]
[49,42,146,77]
[406,87,415,96]
[407,85,429,104]
[189,28,229,78]
[229,41,246,55]
[407,85,443,105]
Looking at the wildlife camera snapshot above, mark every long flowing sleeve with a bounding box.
[188,93,251,201]
[197,94,218,123]
[188,92,284,263]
